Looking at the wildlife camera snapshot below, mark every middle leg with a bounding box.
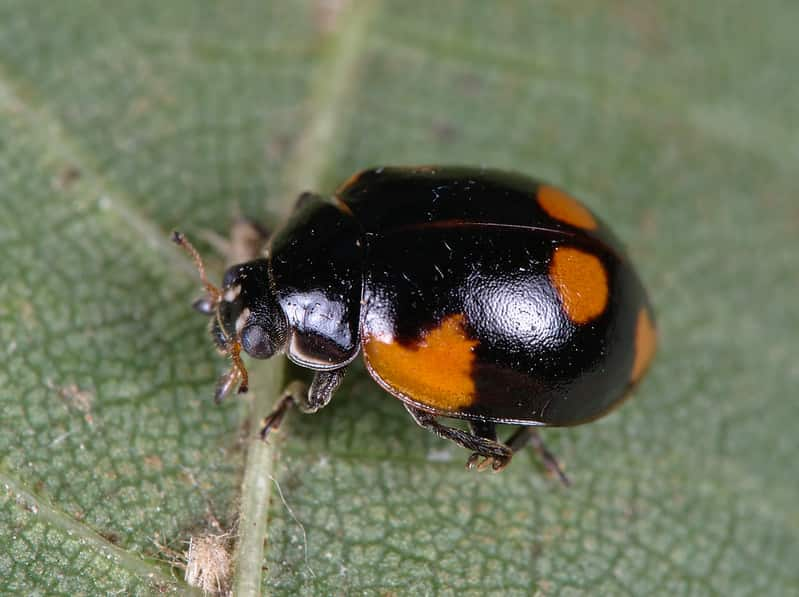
[404,406,512,472]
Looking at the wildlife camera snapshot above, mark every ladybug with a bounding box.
[174,166,656,479]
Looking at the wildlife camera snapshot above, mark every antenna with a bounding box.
[172,231,222,303]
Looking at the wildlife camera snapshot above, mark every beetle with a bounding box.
[174,166,656,479]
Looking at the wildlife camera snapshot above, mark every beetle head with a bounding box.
[215,259,288,360]
[172,232,288,401]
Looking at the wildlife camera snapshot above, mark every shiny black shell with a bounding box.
[268,166,656,427]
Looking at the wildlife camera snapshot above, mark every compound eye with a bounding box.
[240,323,276,359]
[222,264,246,289]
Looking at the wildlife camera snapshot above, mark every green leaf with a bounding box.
[1,1,797,595]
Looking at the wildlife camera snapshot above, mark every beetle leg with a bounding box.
[504,427,571,486]
[301,367,348,413]
[466,421,505,471]
[259,380,307,440]
[469,420,497,441]
[259,368,348,440]
[404,406,512,472]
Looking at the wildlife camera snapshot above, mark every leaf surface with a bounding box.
[1,1,797,595]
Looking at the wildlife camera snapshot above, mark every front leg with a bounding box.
[259,368,347,439]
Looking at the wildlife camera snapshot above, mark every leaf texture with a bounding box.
[0,1,797,595]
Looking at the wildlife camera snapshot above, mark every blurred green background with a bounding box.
[1,1,797,595]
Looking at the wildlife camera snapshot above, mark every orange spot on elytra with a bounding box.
[631,308,657,382]
[363,314,478,412]
[550,246,609,324]
[538,185,598,230]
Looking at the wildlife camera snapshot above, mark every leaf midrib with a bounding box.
[231,3,381,595]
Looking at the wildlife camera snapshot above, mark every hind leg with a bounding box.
[504,427,571,486]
